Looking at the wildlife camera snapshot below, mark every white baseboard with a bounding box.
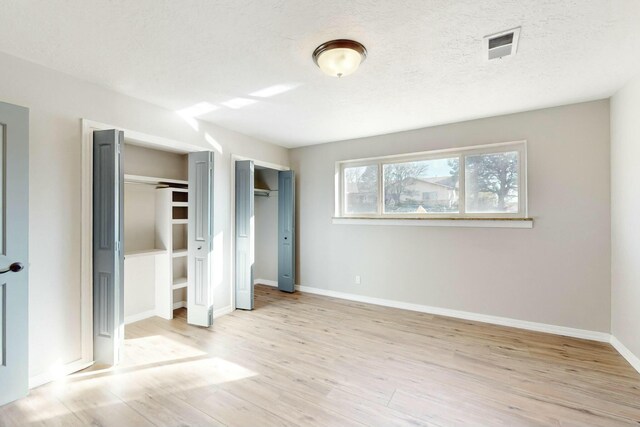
[254,278,278,287]
[124,309,157,325]
[295,285,611,343]
[29,358,94,389]
[173,301,187,310]
[170,300,231,318]
[214,305,234,319]
[610,335,640,375]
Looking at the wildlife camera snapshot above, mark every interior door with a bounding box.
[235,160,254,310]
[0,101,29,406]
[278,170,295,292]
[92,129,124,366]
[187,151,214,327]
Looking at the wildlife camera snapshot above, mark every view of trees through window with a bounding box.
[464,151,519,213]
[344,165,378,213]
[383,158,459,213]
[340,144,523,217]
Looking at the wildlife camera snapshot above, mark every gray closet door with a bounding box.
[92,129,124,366]
[0,101,29,406]
[235,160,254,310]
[278,170,295,293]
[187,151,214,327]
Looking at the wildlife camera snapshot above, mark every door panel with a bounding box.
[92,129,124,366]
[235,160,254,310]
[0,101,29,406]
[278,171,295,293]
[187,151,214,327]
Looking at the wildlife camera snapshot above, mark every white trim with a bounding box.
[332,217,533,228]
[254,279,278,287]
[214,305,234,319]
[124,310,157,325]
[231,153,290,172]
[29,358,94,389]
[173,300,187,310]
[610,336,640,375]
[295,285,610,343]
[80,119,205,366]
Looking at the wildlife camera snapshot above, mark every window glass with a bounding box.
[344,165,378,214]
[383,157,459,214]
[465,151,519,213]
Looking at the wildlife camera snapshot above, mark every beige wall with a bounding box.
[0,51,289,382]
[611,74,640,360]
[123,143,188,180]
[290,100,611,332]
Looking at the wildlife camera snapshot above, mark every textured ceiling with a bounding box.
[1,0,640,147]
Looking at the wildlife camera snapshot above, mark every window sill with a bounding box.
[331,217,533,229]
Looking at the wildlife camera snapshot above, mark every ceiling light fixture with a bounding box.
[312,39,367,78]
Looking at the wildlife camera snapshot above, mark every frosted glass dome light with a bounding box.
[313,40,367,78]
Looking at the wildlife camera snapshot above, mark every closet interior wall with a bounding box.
[123,143,188,323]
[254,167,279,284]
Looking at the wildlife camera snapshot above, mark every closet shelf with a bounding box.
[172,202,188,207]
[172,277,188,290]
[124,249,167,258]
[124,174,188,187]
[172,250,188,258]
[172,219,188,224]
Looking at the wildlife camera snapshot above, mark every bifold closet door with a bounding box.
[187,151,214,327]
[278,170,295,293]
[92,129,124,366]
[235,160,254,310]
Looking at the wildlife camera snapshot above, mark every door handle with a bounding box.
[0,262,24,274]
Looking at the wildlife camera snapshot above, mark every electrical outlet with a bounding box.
[355,275,361,285]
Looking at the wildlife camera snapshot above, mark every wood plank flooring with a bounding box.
[2,284,640,426]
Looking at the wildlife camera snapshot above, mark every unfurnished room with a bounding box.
[0,1,640,426]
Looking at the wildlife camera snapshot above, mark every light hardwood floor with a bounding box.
[2,284,640,426]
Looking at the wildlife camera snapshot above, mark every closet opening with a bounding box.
[234,158,295,311]
[123,143,189,324]
[86,122,215,366]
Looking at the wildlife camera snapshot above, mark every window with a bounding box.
[336,141,526,219]
[343,164,378,214]
[465,151,519,213]
[383,157,459,214]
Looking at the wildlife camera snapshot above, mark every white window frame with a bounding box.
[336,140,528,219]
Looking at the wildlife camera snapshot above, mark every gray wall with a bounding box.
[290,100,611,333]
[611,75,640,358]
[254,168,279,282]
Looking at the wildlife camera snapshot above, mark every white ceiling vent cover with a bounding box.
[483,27,521,60]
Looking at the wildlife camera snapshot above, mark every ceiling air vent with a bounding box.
[483,27,521,60]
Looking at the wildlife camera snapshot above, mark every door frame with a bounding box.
[229,154,289,310]
[80,119,204,365]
